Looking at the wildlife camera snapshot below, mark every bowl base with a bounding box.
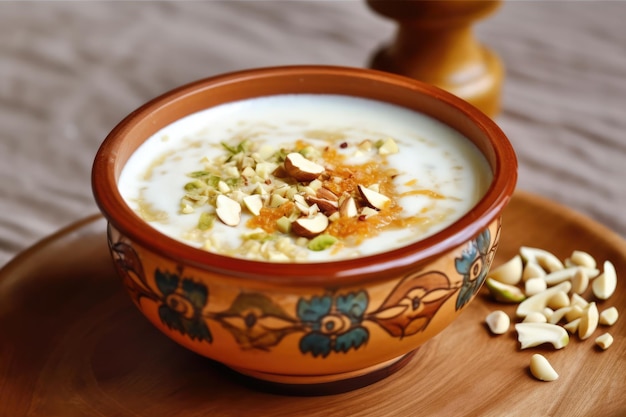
[225,349,418,396]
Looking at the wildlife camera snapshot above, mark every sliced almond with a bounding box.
[316,187,338,201]
[293,194,310,215]
[309,179,323,191]
[284,152,325,182]
[276,216,292,234]
[215,194,241,227]
[243,194,263,216]
[255,161,279,179]
[358,185,391,210]
[592,260,617,300]
[217,180,231,193]
[291,213,329,238]
[529,354,559,381]
[339,196,358,218]
[515,323,569,350]
[377,137,399,155]
[488,255,523,285]
[358,139,373,151]
[269,193,289,208]
[578,301,599,340]
[306,196,338,216]
[360,207,379,219]
[241,166,256,178]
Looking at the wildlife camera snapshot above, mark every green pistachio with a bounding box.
[197,212,216,231]
[307,234,338,251]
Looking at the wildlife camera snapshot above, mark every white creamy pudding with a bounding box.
[118,94,492,262]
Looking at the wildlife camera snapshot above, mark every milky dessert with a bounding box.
[118,94,492,262]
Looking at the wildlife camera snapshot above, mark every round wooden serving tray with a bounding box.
[1,191,624,417]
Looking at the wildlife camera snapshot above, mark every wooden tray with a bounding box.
[1,191,624,416]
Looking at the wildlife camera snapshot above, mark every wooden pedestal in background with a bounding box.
[367,0,503,117]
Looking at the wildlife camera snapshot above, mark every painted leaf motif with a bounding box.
[158,304,212,343]
[336,291,368,322]
[455,244,478,277]
[297,295,332,324]
[335,327,369,353]
[181,317,213,342]
[181,278,208,310]
[476,229,491,254]
[159,304,184,334]
[155,269,179,297]
[455,229,492,310]
[300,332,332,358]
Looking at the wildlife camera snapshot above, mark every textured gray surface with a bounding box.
[1,1,625,266]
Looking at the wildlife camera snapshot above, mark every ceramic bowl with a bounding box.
[92,65,517,394]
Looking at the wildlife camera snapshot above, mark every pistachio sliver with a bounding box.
[307,234,338,251]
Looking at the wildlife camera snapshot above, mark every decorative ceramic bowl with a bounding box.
[92,65,517,394]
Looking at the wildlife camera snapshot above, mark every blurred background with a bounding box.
[1,1,625,266]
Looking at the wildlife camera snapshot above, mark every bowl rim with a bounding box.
[92,65,517,286]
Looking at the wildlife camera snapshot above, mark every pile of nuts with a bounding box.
[179,138,399,260]
[484,247,618,381]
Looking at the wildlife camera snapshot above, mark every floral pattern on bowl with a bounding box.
[108,221,500,365]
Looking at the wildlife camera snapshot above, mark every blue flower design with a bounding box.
[455,229,491,310]
[297,291,369,358]
[155,269,212,343]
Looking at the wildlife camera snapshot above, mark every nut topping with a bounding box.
[306,196,339,216]
[175,135,445,261]
[243,194,263,216]
[358,184,391,210]
[216,195,241,226]
[283,152,325,182]
[339,196,358,218]
[316,187,339,201]
[291,213,329,238]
